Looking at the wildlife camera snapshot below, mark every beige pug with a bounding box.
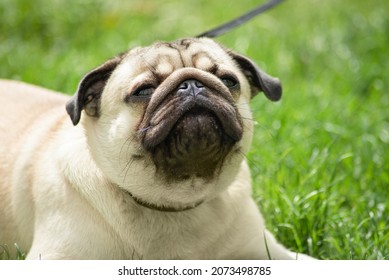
[0,38,313,260]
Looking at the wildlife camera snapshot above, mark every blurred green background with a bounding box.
[1,0,388,259]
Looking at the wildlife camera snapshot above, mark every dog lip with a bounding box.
[141,98,196,149]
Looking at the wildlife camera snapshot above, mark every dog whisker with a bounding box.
[119,135,137,165]
[236,102,251,106]
[119,135,143,182]
[242,123,254,134]
[138,126,153,133]
[240,116,255,122]
[120,158,136,184]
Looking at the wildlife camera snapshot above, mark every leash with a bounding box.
[196,0,285,38]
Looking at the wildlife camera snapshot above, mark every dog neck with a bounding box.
[122,189,204,212]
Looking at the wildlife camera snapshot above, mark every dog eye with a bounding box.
[221,76,238,89]
[133,86,155,97]
[125,85,155,103]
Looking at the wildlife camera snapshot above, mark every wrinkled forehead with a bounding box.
[123,38,235,77]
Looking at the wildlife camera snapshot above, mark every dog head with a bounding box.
[66,38,281,210]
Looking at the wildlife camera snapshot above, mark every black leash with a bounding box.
[196,0,285,38]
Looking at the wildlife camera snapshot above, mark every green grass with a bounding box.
[1,244,26,260]
[1,0,388,260]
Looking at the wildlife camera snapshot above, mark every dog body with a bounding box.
[0,38,310,259]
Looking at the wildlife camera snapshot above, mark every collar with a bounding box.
[123,190,204,212]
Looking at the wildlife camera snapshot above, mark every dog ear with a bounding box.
[66,55,123,125]
[229,51,282,101]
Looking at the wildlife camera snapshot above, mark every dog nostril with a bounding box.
[178,81,190,90]
[194,81,204,88]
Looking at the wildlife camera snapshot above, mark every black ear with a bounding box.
[66,55,123,125]
[229,51,282,101]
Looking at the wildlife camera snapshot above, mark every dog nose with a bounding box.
[177,79,204,97]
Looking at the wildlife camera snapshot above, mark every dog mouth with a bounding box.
[138,70,243,180]
[152,106,235,179]
[144,105,240,180]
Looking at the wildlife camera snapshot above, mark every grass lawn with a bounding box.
[1,0,388,259]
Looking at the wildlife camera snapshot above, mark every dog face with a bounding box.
[66,38,281,210]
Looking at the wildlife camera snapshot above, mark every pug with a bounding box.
[0,38,313,260]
